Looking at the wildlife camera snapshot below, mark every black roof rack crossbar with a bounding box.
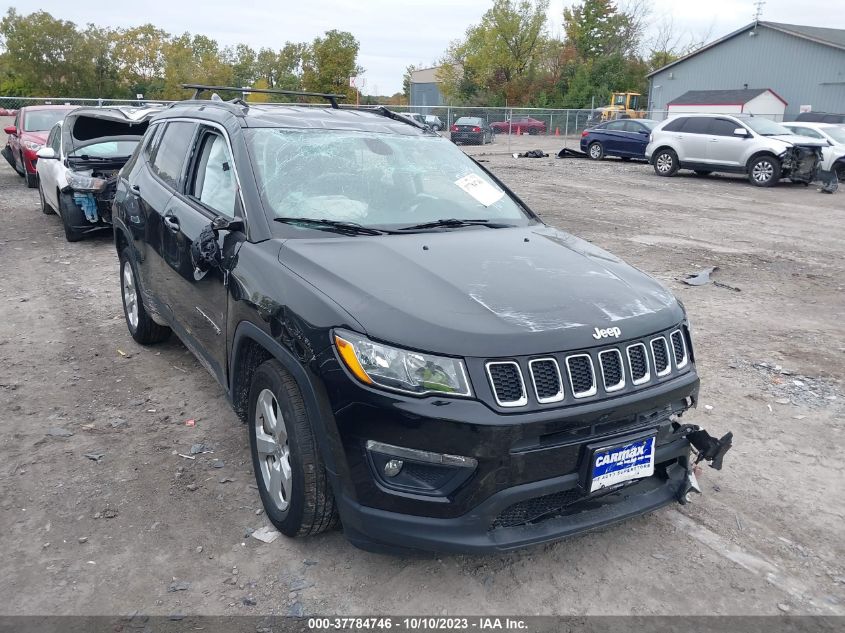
[181,84,347,109]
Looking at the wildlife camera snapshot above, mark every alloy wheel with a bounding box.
[752,160,774,183]
[122,261,139,330]
[254,388,292,512]
[589,144,602,159]
[656,153,673,173]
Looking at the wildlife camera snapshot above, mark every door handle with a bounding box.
[163,213,180,233]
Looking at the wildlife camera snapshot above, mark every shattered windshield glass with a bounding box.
[246,128,530,231]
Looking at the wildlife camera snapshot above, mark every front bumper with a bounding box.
[318,345,703,553]
[339,438,691,554]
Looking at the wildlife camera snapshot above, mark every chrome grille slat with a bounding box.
[599,349,625,392]
[529,358,564,403]
[566,354,597,398]
[486,361,527,407]
[627,343,650,385]
[670,329,688,369]
[651,337,671,377]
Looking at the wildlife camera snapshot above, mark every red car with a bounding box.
[3,105,76,187]
[490,116,547,135]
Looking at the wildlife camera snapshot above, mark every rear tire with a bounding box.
[119,247,171,345]
[588,142,604,161]
[248,359,338,537]
[653,148,679,177]
[38,179,54,215]
[747,154,781,187]
[834,162,845,182]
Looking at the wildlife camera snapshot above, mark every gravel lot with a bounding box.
[0,128,843,617]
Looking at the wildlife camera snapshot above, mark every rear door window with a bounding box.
[680,118,712,134]
[662,117,687,132]
[605,121,627,131]
[150,121,197,189]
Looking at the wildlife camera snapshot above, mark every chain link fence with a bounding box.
[0,96,786,154]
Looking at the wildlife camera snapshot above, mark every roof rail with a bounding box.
[180,84,346,109]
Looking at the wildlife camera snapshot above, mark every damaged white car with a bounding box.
[36,106,162,242]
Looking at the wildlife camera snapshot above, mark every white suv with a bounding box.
[645,114,826,187]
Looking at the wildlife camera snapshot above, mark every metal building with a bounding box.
[647,21,845,119]
[409,67,445,108]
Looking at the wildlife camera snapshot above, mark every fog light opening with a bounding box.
[384,459,404,477]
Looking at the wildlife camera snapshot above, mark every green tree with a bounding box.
[0,9,93,95]
[301,30,362,102]
[113,24,169,97]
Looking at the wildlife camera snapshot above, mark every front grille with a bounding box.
[651,337,671,376]
[529,359,564,403]
[670,330,688,368]
[483,326,690,408]
[599,349,625,392]
[486,361,526,407]
[566,355,596,398]
[491,489,583,529]
[627,344,650,384]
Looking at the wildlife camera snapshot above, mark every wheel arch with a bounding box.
[650,145,676,165]
[745,150,781,172]
[229,321,343,479]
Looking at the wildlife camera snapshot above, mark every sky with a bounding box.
[4,0,845,95]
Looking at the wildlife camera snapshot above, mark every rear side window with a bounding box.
[709,119,741,136]
[680,118,712,134]
[150,121,196,189]
[662,117,687,132]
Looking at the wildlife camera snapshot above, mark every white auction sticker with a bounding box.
[455,173,505,207]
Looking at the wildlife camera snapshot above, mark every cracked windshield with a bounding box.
[246,128,530,229]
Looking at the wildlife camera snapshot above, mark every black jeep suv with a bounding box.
[113,88,730,553]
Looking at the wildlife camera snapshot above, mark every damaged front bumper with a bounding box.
[60,171,119,227]
[781,145,823,184]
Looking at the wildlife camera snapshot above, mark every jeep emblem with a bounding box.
[593,327,622,340]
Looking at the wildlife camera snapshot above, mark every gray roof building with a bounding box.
[648,21,845,118]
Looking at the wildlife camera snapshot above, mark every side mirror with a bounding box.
[4,126,17,136]
[36,147,57,160]
[190,224,222,274]
[733,128,750,137]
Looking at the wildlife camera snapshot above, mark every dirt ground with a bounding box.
[0,128,843,618]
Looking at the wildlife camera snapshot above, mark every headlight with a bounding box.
[334,329,472,397]
[22,140,42,152]
[67,172,107,192]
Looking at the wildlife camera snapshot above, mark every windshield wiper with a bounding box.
[398,218,513,231]
[273,217,391,236]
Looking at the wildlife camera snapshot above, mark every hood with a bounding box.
[768,134,827,147]
[63,106,163,154]
[22,130,48,145]
[278,225,684,357]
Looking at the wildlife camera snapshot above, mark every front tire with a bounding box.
[653,148,679,177]
[119,247,171,344]
[748,155,781,187]
[588,142,604,161]
[26,171,37,188]
[38,179,54,215]
[249,359,338,537]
